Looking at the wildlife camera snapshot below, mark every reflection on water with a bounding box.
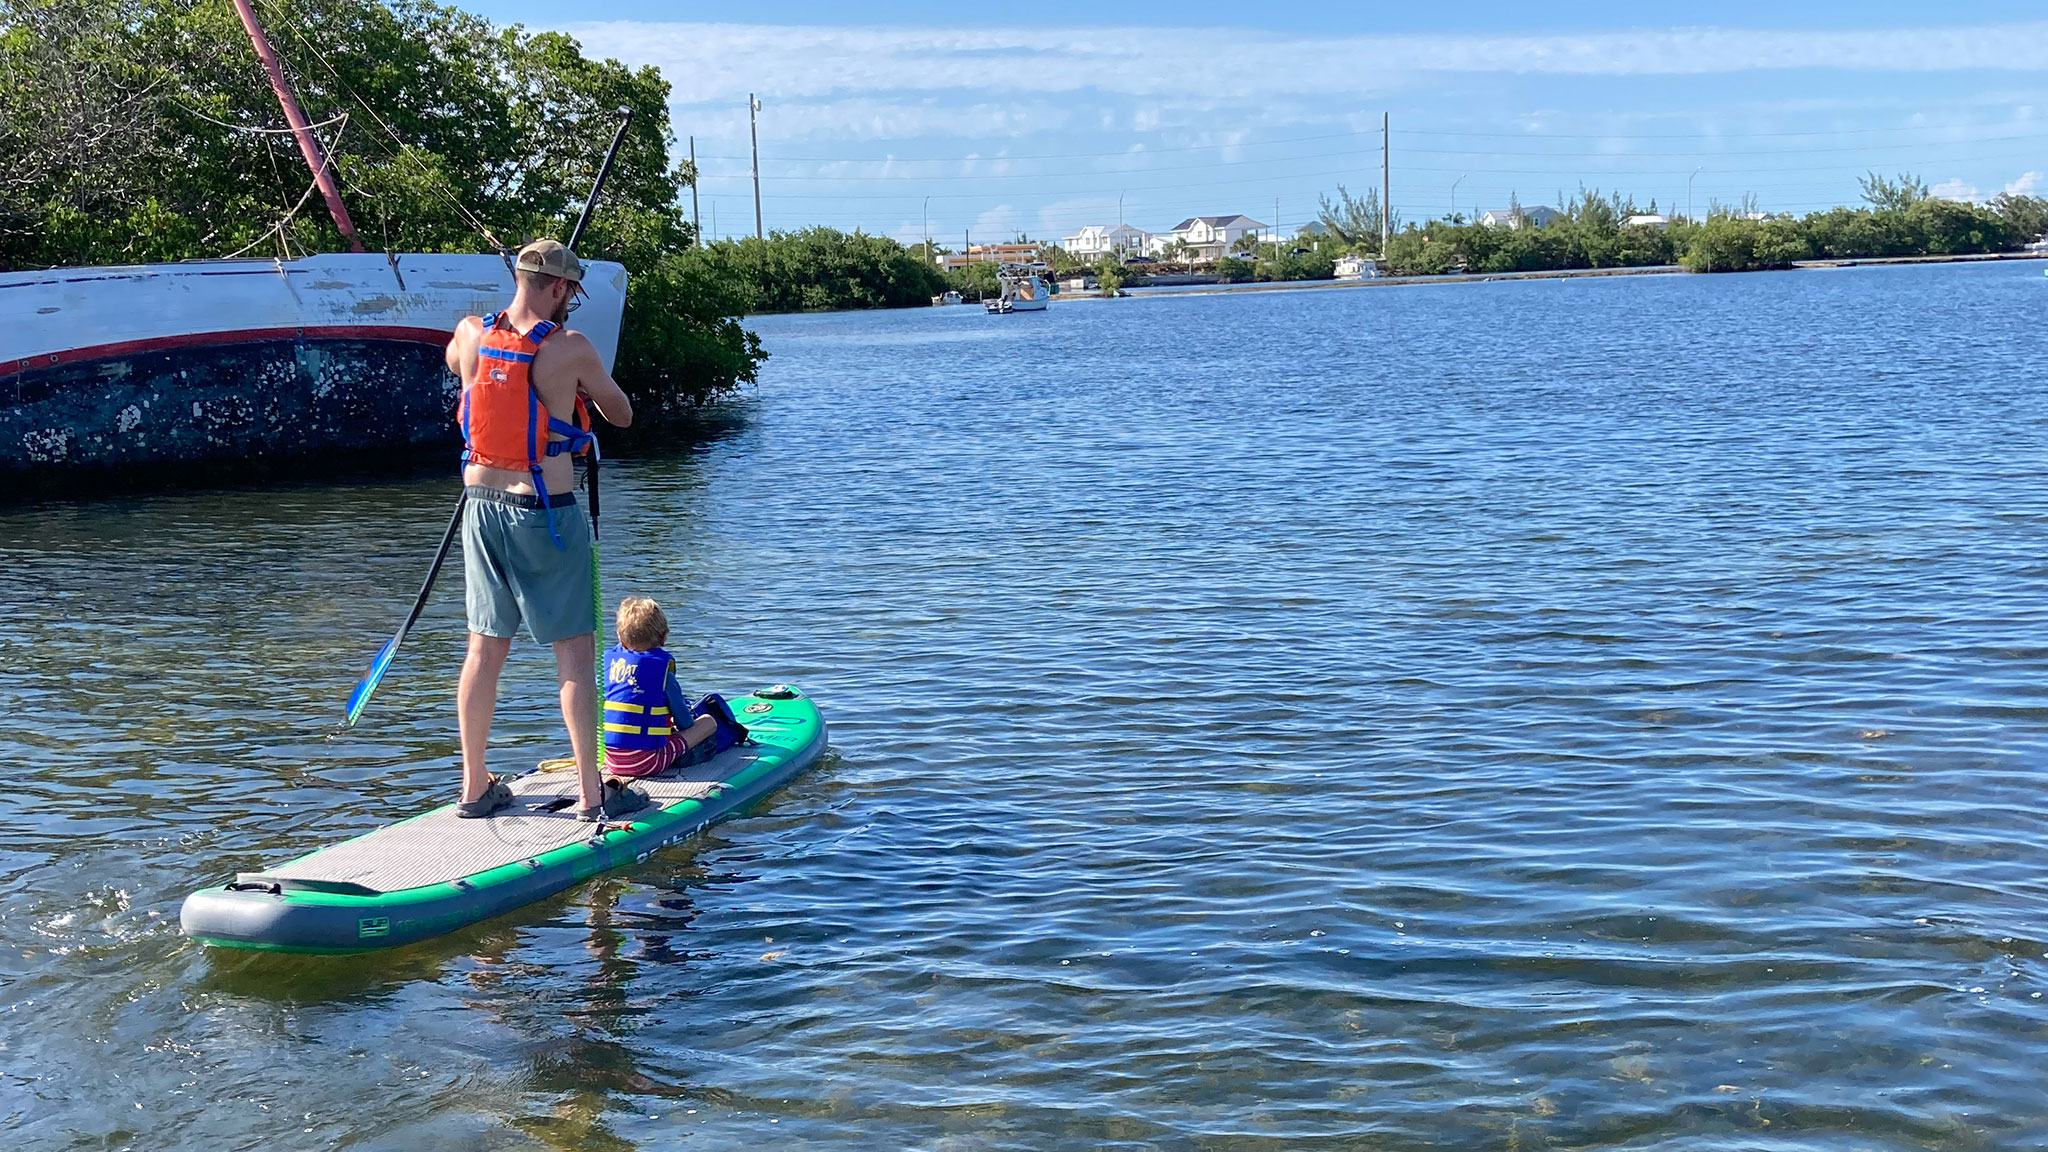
[7,262,2048,1149]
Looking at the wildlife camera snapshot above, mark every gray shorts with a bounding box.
[461,485,594,645]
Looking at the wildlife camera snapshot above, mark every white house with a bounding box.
[1623,214,1671,229]
[1166,214,1268,261]
[1060,224,1155,258]
[1479,205,1561,229]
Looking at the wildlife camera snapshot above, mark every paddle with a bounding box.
[587,439,605,772]
[345,494,466,725]
[343,107,633,725]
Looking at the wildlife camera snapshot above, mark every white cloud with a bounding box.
[2008,171,2043,195]
[1931,178,1981,202]
[565,19,2048,109]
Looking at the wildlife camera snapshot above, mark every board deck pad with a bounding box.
[267,760,742,894]
[181,687,826,953]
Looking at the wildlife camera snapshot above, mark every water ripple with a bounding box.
[5,263,2048,1148]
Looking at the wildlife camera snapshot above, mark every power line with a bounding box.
[681,117,2045,165]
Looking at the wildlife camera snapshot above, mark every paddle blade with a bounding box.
[345,634,401,727]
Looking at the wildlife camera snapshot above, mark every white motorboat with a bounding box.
[985,263,1050,313]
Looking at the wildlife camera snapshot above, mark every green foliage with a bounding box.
[0,0,760,411]
[1092,255,1126,296]
[1901,198,2011,255]
[1317,184,1387,252]
[1801,206,1904,259]
[1859,171,1930,213]
[698,227,947,313]
[1213,255,1255,283]
[615,250,763,416]
[1681,214,1766,272]
[1991,193,2048,243]
[946,260,1001,300]
[1360,174,2031,277]
[1038,244,1084,276]
[1382,228,1446,275]
[1253,247,1336,282]
[1751,217,1813,267]
[1680,214,1807,272]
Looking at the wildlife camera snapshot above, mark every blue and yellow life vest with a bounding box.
[603,644,675,750]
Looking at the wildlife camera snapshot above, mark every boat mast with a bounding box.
[229,0,366,253]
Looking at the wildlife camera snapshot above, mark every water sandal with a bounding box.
[456,776,514,819]
[576,778,651,823]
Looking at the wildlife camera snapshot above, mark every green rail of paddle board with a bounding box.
[181,687,826,954]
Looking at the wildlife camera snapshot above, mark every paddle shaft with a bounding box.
[344,491,466,725]
[569,108,633,251]
[588,448,605,772]
[406,493,467,641]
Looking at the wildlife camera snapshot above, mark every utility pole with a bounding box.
[923,196,930,265]
[689,135,701,248]
[1274,195,1281,262]
[1381,112,1391,253]
[1688,166,1703,221]
[749,93,763,240]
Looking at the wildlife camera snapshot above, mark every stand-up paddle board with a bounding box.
[181,686,825,953]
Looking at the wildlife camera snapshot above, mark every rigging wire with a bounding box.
[253,0,509,253]
[223,174,325,258]
[175,102,349,136]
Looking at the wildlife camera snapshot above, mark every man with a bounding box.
[444,239,638,821]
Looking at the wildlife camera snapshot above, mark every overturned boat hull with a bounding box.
[0,252,626,480]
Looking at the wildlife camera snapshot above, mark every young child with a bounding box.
[602,596,747,778]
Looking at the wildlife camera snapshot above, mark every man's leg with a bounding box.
[552,631,600,809]
[458,631,513,802]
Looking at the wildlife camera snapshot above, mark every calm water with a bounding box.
[6,262,2048,1150]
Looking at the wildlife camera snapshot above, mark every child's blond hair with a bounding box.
[616,596,669,651]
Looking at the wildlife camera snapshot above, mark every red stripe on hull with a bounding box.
[9,325,453,374]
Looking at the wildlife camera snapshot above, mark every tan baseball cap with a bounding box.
[515,238,585,285]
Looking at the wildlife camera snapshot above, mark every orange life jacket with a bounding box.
[457,312,596,547]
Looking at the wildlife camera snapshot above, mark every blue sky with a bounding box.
[466,1,2048,245]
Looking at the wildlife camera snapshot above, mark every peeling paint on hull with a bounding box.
[5,336,459,473]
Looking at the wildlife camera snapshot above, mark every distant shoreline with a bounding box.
[1106,249,2048,300]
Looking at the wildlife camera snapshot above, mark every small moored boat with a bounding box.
[985,262,1050,313]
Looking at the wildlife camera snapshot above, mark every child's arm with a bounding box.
[663,659,692,721]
